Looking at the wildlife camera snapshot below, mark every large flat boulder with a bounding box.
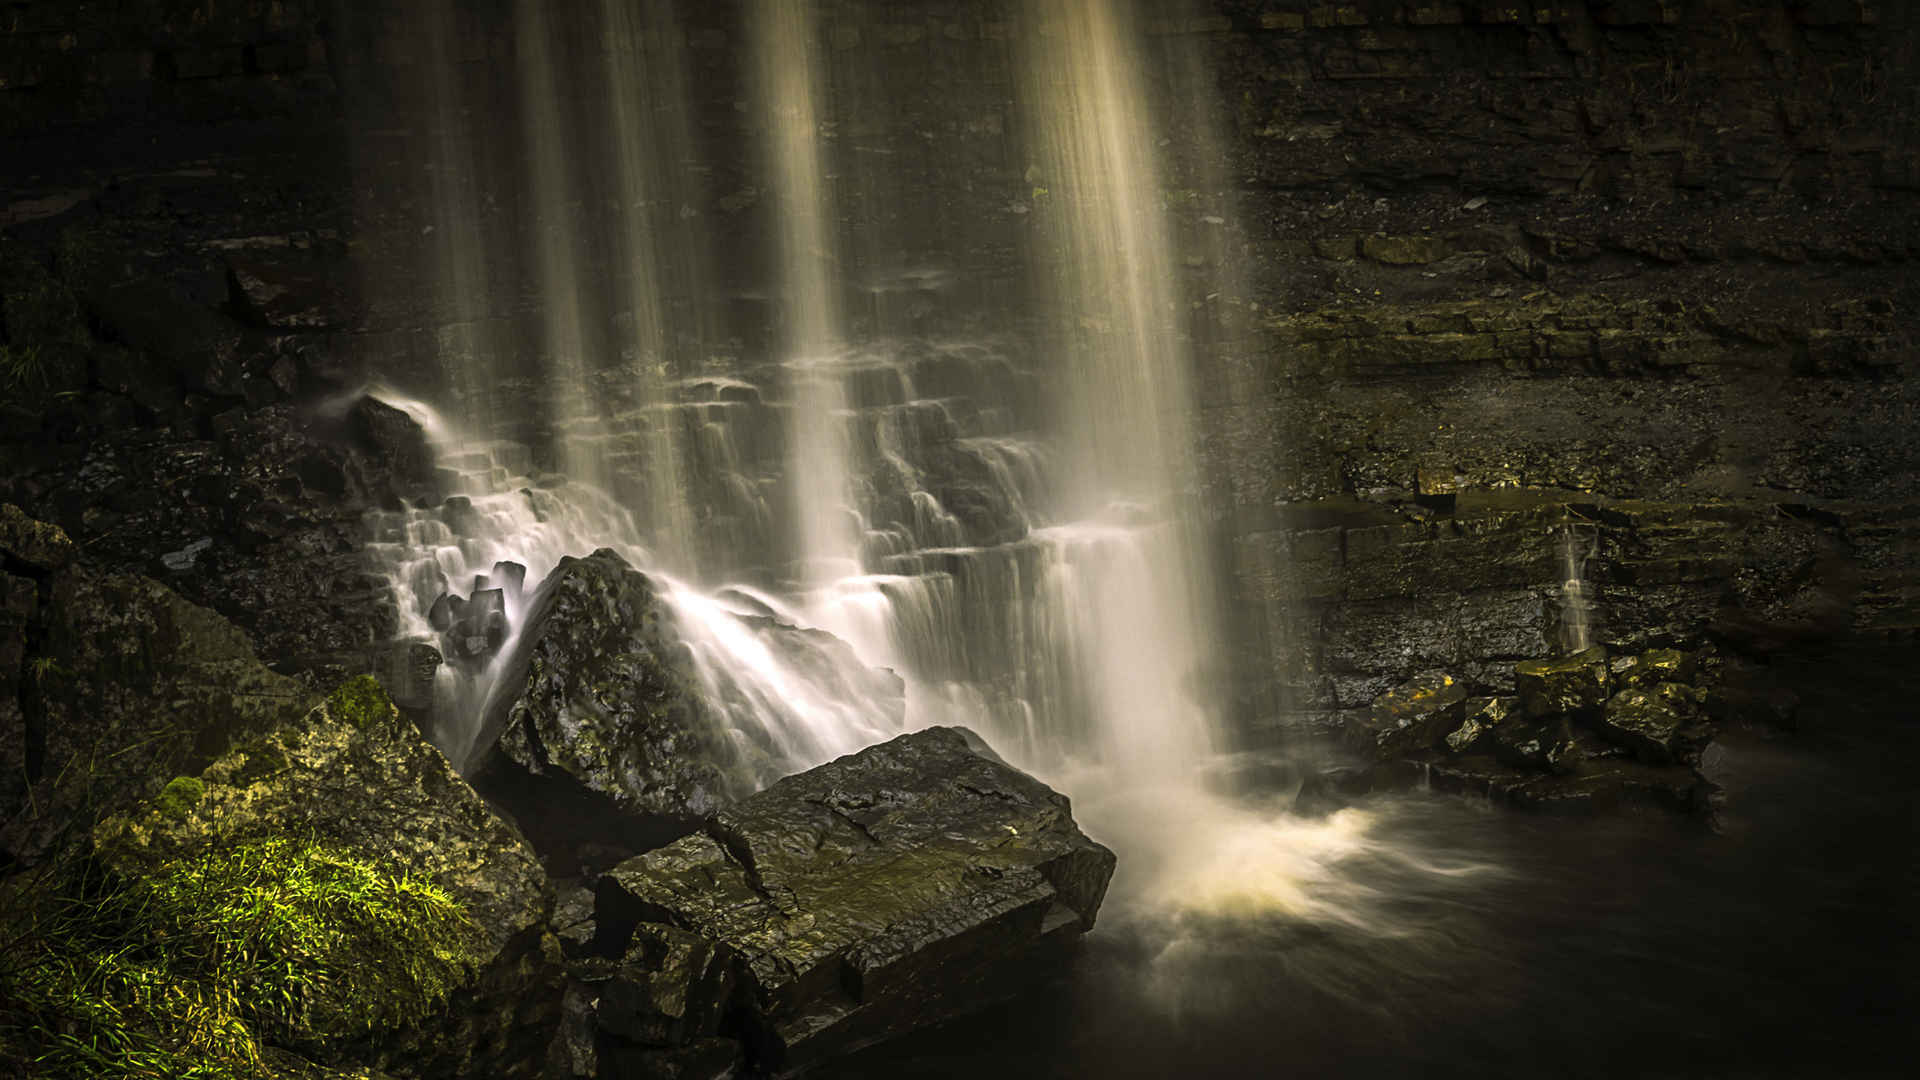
[594,726,1115,1075]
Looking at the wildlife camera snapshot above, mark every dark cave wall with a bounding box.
[1,1,1914,728]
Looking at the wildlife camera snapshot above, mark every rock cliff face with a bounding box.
[1186,3,1917,745]
[3,3,1914,780]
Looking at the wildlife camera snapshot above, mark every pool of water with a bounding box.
[821,650,1917,1079]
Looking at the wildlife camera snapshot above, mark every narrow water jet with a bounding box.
[599,0,698,573]
[1559,523,1598,654]
[514,0,607,493]
[755,0,857,589]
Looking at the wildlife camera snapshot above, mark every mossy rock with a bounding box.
[155,775,204,820]
[0,502,76,572]
[0,834,480,1079]
[326,673,397,731]
[89,676,557,1078]
[2,563,317,868]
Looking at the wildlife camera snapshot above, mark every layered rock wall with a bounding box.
[3,0,1914,743]
[1171,2,1918,732]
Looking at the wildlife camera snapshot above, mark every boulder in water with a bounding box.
[1354,671,1468,759]
[594,726,1115,1074]
[473,550,746,877]
[428,590,466,631]
[492,559,528,599]
[1598,682,1713,765]
[1516,646,1609,718]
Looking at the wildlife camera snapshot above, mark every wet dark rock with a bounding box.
[1491,714,1583,775]
[348,395,436,503]
[1446,695,1516,754]
[1,564,316,867]
[226,255,356,331]
[597,726,1114,1074]
[598,1039,745,1080]
[551,882,600,960]
[1609,647,1693,691]
[1353,671,1468,759]
[1,572,34,624]
[82,278,246,398]
[1599,683,1714,766]
[475,549,741,860]
[1424,752,1713,816]
[1515,646,1610,719]
[596,924,739,1048]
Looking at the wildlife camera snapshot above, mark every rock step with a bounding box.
[591,726,1115,1076]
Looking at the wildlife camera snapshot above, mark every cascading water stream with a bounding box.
[757,0,859,593]
[363,0,1470,940]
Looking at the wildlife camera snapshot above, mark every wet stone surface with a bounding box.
[591,726,1115,1075]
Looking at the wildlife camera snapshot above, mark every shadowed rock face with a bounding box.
[594,726,1115,1076]
[1,508,318,869]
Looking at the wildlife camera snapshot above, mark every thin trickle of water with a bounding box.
[1559,523,1597,653]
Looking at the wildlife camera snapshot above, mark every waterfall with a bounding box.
[599,0,700,574]
[1559,523,1598,654]
[364,0,1399,927]
[757,0,858,591]
[513,0,608,494]
[1015,0,1219,780]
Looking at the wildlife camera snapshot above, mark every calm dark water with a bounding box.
[823,651,1918,1079]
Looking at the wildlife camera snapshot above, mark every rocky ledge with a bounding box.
[555,727,1116,1079]
[3,505,1109,1079]
[1342,642,1733,815]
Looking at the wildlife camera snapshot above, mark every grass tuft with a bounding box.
[0,838,482,1078]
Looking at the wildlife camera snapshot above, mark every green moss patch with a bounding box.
[325,675,394,732]
[0,838,482,1078]
[155,776,205,821]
